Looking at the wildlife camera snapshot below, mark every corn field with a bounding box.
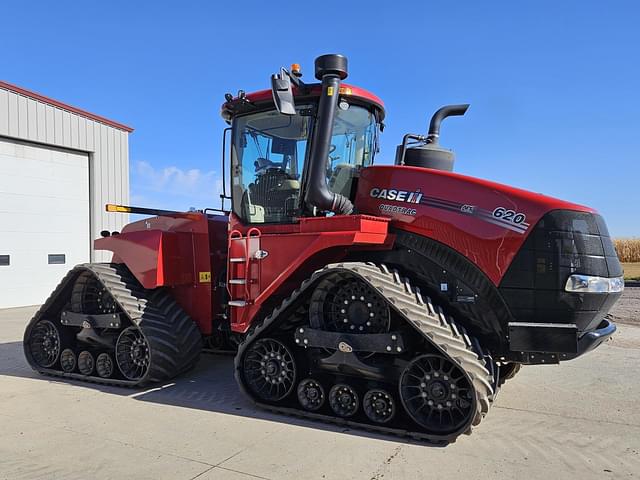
[613,238,640,263]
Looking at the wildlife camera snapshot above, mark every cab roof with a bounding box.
[221,83,385,122]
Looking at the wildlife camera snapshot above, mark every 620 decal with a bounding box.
[492,207,526,225]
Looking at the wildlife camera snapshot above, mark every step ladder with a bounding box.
[227,228,261,319]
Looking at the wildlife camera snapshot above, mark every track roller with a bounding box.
[329,384,359,417]
[297,379,325,411]
[96,353,115,378]
[78,351,95,375]
[363,389,395,424]
[60,349,76,373]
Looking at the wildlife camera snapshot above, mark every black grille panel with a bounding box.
[500,210,622,332]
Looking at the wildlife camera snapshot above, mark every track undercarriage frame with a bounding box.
[235,262,497,443]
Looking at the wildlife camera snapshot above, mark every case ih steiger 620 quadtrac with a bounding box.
[24,55,623,443]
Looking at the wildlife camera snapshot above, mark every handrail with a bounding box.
[227,230,244,299]
[244,228,262,300]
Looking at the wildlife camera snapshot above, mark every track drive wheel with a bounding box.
[71,271,119,314]
[310,275,390,334]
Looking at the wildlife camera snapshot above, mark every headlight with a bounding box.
[565,274,625,293]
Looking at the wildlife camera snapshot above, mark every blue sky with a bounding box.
[3,1,638,236]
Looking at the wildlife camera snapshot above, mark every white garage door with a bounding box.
[0,138,90,308]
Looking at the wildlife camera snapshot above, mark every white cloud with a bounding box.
[131,160,223,210]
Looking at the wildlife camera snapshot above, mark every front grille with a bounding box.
[499,210,622,332]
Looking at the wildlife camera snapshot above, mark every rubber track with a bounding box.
[235,262,495,444]
[23,263,202,387]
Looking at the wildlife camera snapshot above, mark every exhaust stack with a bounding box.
[303,54,354,215]
[395,104,469,172]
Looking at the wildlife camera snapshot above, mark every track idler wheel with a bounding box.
[96,353,114,378]
[363,389,395,424]
[78,351,95,375]
[60,349,76,372]
[242,338,296,402]
[28,320,61,368]
[329,384,359,417]
[116,327,151,381]
[399,354,475,434]
[297,379,325,411]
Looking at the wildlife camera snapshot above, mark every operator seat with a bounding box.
[249,158,300,222]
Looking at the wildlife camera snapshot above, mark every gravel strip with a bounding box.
[609,287,640,326]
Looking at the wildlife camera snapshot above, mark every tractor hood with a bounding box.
[355,165,597,284]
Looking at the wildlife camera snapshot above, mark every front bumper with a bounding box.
[507,318,617,364]
[561,318,617,361]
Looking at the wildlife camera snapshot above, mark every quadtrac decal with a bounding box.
[370,188,422,217]
[369,187,530,234]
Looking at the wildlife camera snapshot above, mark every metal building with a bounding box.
[0,81,132,308]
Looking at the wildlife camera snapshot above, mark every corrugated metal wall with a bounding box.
[0,85,130,262]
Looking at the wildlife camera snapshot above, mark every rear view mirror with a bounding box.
[271,68,296,115]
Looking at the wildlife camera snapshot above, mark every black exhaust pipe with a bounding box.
[426,104,469,144]
[304,54,354,215]
[395,104,469,171]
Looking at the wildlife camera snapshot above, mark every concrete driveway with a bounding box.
[1,306,638,480]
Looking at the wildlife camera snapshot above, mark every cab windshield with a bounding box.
[231,102,378,224]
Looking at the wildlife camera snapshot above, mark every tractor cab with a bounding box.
[221,55,385,225]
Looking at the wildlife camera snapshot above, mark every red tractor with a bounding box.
[24,55,623,443]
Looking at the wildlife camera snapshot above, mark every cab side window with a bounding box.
[326,104,378,199]
[231,109,312,224]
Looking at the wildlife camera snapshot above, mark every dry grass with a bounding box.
[613,238,640,263]
[622,263,640,281]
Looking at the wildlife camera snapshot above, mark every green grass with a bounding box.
[622,262,640,281]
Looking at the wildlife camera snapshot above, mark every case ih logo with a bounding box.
[369,187,423,204]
